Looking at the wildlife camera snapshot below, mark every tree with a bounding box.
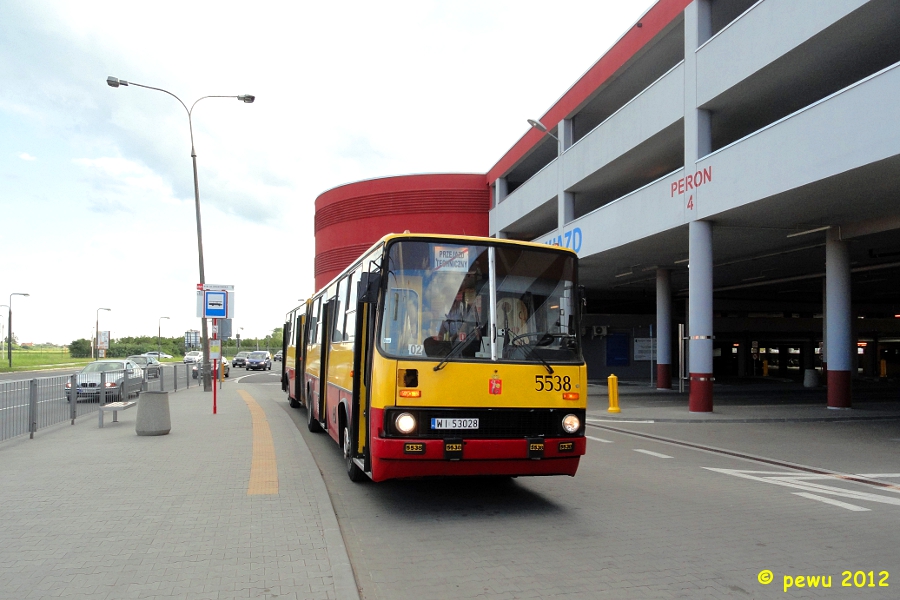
[69,338,92,358]
[270,327,283,351]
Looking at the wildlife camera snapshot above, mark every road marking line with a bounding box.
[238,390,279,495]
[706,468,900,506]
[592,423,900,492]
[586,436,613,443]
[793,492,870,512]
[634,449,672,459]
[588,418,655,423]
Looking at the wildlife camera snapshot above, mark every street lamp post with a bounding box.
[158,316,170,358]
[0,304,8,359]
[95,307,111,360]
[107,76,254,392]
[8,293,30,368]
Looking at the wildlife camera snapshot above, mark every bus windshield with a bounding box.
[380,240,581,363]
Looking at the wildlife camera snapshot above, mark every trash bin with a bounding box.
[803,369,818,388]
[136,391,171,436]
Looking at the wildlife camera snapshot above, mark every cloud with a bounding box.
[73,156,179,213]
[19,152,36,161]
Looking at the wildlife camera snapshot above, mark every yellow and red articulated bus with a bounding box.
[284,233,587,482]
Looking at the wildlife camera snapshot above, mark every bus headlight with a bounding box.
[395,412,417,434]
[561,414,580,434]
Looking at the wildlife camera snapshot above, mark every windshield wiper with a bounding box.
[506,331,555,374]
[521,344,553,374]
[432,338,471,371]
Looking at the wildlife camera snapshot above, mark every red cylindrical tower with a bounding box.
[314,173,490,289]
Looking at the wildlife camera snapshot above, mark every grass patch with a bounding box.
[0,350,92,373]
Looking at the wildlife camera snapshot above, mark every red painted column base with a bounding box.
[827,370,852,409]
[656,364,672,390]
[689,373,713,412]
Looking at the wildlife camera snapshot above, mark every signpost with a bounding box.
[98,331,110,358]
[196,284,235,414]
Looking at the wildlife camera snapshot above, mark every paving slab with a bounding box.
[0,381,359,600]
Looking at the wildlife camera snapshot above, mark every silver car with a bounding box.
[192,356,230,379]
[66,359,144,401]
[127,355,161,379]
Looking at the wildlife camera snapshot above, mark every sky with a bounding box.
[1,0,656,347]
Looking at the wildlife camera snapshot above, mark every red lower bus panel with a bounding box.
[369,436,586,482]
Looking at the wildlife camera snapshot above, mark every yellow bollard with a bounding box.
[880,359,887,379]
[762,360,769,377]
[607,374,621,413]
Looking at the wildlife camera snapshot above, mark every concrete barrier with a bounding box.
[136,391,171,436]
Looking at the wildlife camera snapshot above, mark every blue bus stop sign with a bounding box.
[204,291,227,318]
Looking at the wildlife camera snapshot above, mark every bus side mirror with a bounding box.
[358,272,382,304]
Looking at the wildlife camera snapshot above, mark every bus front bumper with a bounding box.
[369,436,586,482]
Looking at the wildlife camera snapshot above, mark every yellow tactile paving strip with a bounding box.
[238,389,279,495]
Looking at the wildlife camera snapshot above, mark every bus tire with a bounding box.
[289,391,300,408]
[306,398,322,433]
[344,424,366,482]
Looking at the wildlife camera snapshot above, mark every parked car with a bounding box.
[192,356,230,379]
[232,351,250,368]
[143,351,173,359]
[66,359,144,401]
[127,355,161,379]
[246,351,272,371]
[184,351,203,364]
[273,351,283,361]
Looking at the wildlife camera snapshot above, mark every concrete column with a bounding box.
[656,269,672,389]
[494,177,508,206]
[688,220,714,412]
[821,278,828,371]
[557,118,575,231]
[559,118,574,152]
[684,1,713,166]
[825,228,852,408]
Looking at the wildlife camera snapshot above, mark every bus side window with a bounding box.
[344,268,361,343]
[309,297,321,346]
[333,276,349,344]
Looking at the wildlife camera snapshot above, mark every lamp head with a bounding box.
[106,76,128,88]
[238,94,255,103]
[527,119,549,133]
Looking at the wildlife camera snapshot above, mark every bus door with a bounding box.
[317,299,334,431]
[281,319,290,391]
[294,313,306,403]
[353,272,381,473]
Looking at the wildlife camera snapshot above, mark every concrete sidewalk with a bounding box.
[587,377,900,422]
[0,381,359,600]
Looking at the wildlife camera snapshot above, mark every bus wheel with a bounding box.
[288,392,300,409]
[343,425,366,482]
[306,399,322,433]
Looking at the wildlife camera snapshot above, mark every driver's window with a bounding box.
[381,288,420,356]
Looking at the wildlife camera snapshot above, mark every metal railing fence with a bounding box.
[0,364,201,443]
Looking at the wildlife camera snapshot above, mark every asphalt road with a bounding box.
[257,381,900,600]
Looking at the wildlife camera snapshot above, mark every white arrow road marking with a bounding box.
[706,468,900,509]
[793,492,870,512]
